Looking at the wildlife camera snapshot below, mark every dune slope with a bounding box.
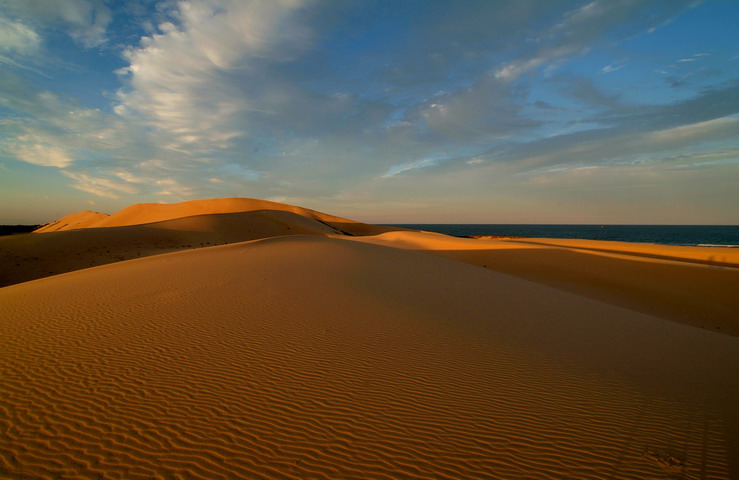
[348,231,739,336]
[33,210,109,232]
[1,235,737,479]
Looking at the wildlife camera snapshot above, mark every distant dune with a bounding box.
[1,198,738,479]
[2,198,400,287]
[32,197,390,235]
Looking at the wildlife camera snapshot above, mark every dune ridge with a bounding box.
[32,197,392,236]
[1,235,737,479]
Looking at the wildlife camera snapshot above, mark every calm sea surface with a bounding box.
[383,225,739,247]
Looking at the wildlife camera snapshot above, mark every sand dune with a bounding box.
[1,235,737,479]
[348,231,739,336]
[32,197,394,236]
[2,198,738,478]
[2,206,397,287]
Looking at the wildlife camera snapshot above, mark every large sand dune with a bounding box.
[2,199,400,287]
[2,210,346,287]
[32,197,390,235]
[1,198,738,479]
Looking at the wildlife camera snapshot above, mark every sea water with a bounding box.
[383,224,739,247]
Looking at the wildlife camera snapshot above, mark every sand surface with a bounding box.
[1,199,738,479]
[348,231,739,336]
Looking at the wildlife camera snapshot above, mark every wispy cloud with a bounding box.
[12,140,74,168]
[116,0,309,153]
[382,156,445,178]
[63,171,140,198]
[0,16,40,54]
[1,0,112,48]
[600,61,626,74]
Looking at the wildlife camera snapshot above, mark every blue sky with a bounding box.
[1,0,738,224]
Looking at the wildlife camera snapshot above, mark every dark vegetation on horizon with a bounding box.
[0,225,40,237]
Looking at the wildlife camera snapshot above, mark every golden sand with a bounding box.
[1,198,737,479]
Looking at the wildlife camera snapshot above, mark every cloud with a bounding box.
[0,70,165,198]
[611,80,739,130]
[600,61,626,74]
[0,17,41,54]
[382,156,444,178]
[116,0,310,153]
[502,114,739,178]
[409,77,536,142]
[13,140,74,168]
[154,177,193,197]
[1,0,112,47]
[493,0,696,82]
[102,0,711,197]
[387,0,697,165]
[554,74,624,111]
[63,171,140,198]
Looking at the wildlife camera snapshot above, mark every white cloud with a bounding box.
[510,115,739,178]
[600,61,626,74]
[492,0,618,82]
[0,74,176,198]
[116,0,309,153]
[1,0,112,47]
[382,156,443,178]
[113,170,148,184]
[155,177,193,197]
[0,17,40,54]
[63,171,140,198]
[648,116,739,145]
[12,138,74,168]
[494,1,694,84]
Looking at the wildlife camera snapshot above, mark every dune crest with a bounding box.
[33,210,109,232]
[32,197,389,235]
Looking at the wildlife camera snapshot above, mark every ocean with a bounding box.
[382,224,739,247]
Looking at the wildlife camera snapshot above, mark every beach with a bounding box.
[1,198,738,479]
